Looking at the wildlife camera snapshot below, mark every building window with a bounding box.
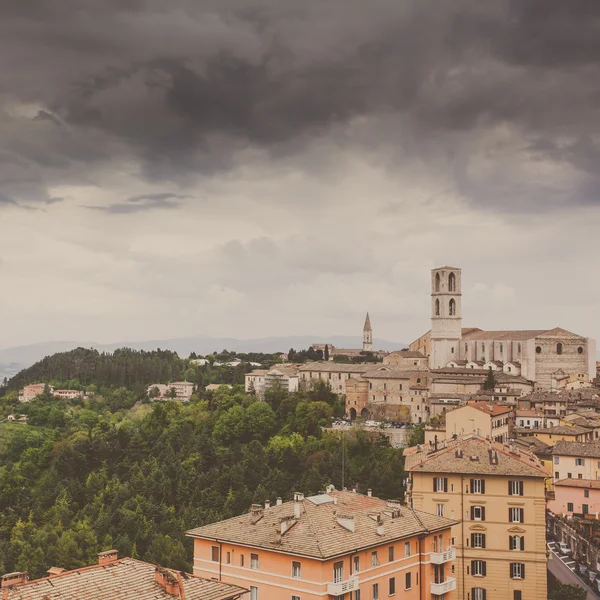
[417,377,421,384]
[449,298,456,316]
[472,588,486,600]
[333,561,344,583]
[578,346,584,354]
[585,489,590,498]
[471,533,486,548]
[353,556,360,573]
[576,458,585,466]
[389,577,395,595]
[404,541,410,557]
[434,477,448,493]
[536,346,542,354]
[568,473,572,478]
[510,563,525,579]
[471,505,485,520]
[500,343,503,353]
[226,552,231,564]
[449,272,456,292]
[471,479,485,494]
[293,596,300,600]
[509,536,525,551]
[388,546,394,562]
[553,456,560,464]
[437,504,445,517]
[472,560,487,577]
[211,546,220,562]
[250,553,259,570]
[353,591,360,600]
[583,504,589,514]
[240,554,244,567]
[292,561,301,578]
[508,480,524,496]
[405,572,412,590]
[250,587,258,600]
[518,343,521,353]
[371,551,378,567]
[399,384,403,390]
[567,502,574,512]
[557,343,563,355]
[372,583,379,600]
[514,592,522,600]
[435,299,440,316]
[509,508,524,523]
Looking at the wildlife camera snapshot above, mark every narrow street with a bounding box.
[547,541,598,600]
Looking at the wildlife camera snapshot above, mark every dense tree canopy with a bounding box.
[0,363,406,578]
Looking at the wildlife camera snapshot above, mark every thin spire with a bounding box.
[363,312,372,331]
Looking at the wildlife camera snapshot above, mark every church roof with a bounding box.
[434,266,461,271]
[363,312,372,331]
[462,327,584,341]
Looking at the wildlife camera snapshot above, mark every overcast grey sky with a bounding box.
[1,0,599,349]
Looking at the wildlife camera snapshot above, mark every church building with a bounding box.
[410,266,596,390]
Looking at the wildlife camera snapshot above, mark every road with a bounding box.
[548,541,598,600]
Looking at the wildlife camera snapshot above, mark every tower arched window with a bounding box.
[435,272,441,292]
[557,343,563,355]
[500,343,503,353]
[449,298,456,316]
[435,299,440,316]
[465,343,468,353]
[518,344,521,354]
[448,272,456,292]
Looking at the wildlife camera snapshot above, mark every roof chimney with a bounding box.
[1,572,29,589]
[47,567,66,578]
[250,504,264,524]
[367,488,372,497]
[276,497,283,506]
[98,550,118,566]
[294,492,304,519]
[377,514,384,536]
[336,515,356,533]
[265,499,271,509]
[155,567,180,597]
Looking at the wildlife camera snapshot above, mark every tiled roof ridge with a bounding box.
[300,501,327,559]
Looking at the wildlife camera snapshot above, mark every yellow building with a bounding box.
[405,434,550,600]
[530,424,590,446]
[551,440,600,481]
[445,401,513,443]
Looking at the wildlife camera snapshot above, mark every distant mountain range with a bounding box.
[0,335,408,381]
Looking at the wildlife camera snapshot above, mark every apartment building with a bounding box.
[530,425,590,446]
[551,440,600,481]
[547,479,600,517]
[0,550,246,599]
[445,401,513,443]
[187,488,457,600]
[146,381,195,401]
[405,434,550,600]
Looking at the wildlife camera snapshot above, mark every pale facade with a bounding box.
[405,435,550,600]
[547,479,600,516]
[187,489,457,600]
[445,402,513,443]
[146,381,194,401]
[245,370,268,395]
[551,441,600,481]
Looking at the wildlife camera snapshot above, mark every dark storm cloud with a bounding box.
[1,0,600,208]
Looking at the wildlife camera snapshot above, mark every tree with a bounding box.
[324,345,330,361]
[483,367,496,390]
[549,582,587,600]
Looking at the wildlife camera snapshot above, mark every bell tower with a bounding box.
[363,313,373,352]
[430,266,462,368]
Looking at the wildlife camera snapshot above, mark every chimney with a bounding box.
[377,515,384,536]
[98,550,118,566]
[250,504,264,524]
[265,499,271,509]
[276,497,283,506]
[293,492,304,519]
[336,515,356,533]
[367,489,372,497]
[0,572,29,589]
[155,567,180,597]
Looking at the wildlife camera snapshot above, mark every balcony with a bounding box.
[431,577,457,595]
[327,576,359,596]
[430,547,456,564]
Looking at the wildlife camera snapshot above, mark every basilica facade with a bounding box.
[409,266,596,390]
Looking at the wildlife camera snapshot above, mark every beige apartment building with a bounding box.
[551,440,600,481]
[405,434,550,600]
[445,401,513,443]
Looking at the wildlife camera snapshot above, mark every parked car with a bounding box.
[558,542,572,555]
[588,571,597,583]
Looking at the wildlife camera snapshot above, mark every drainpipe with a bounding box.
[461,474,465,600]
[218,541,223,582]
[418,535,424,600]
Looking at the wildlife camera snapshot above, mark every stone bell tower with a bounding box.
[430,266,462,368]
[363,313,373,352]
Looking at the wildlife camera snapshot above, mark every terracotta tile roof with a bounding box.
[512,437,553,457]
[462,329,549,341]
[464,401,513,417]
[533,425,590,435]
[552,441,600,458]
[186,491,455,560]
[554,479,600,490]
[515,410,542,417]
[2,558,246,600]
[362,367,425,380]
[406,435,549,478]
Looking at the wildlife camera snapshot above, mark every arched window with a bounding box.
[451,347,454,354]
[417,378,421,384]
[449,298,456,316]
[557,343,563,355]
[578,346,584,354]
[465,343,468,353]
[536,346,542,354]
[448,272,456,292]
[500,343,503,353]
[435,272,441,292]
[518,343,521,354]
[482,343,485,352]
[435,299,440,316]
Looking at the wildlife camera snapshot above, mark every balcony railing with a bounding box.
[430,547,456,564]
[431,577,457,595]
[327,576,359,596]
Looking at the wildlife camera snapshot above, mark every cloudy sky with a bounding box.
[1,0,599,349]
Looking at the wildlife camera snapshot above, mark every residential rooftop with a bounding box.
[552,441,600,459]
[186,490,455,560]
[554,479,600,490]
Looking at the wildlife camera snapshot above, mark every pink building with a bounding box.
[548,479,600,516]
[18,384,47,403]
